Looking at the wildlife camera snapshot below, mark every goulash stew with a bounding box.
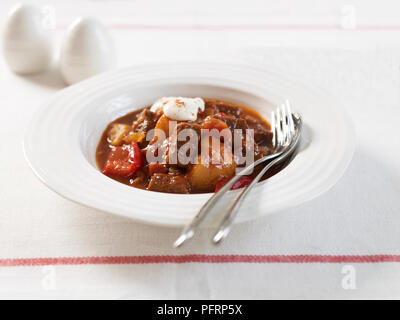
[96,97,281,194]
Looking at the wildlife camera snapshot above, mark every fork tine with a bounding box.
[212,109,303,245]
[276,106,283,147]
[280,102,289,144]
[174,101,298,248]
[285,100,295,138]
[270,111,277,148]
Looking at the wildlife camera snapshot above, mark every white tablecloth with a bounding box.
[0,0,400,299]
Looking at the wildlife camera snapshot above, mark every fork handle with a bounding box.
[213,141,300,244]
[212,156,279,243]
[173,152,281,248]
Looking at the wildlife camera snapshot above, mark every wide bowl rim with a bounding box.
[23,60,356,227]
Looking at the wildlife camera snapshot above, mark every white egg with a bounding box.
[60,17,116,85]
[2,3,55,74]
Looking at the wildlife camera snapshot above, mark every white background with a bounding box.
[0,0,400,299]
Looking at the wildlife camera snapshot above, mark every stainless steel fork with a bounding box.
[173,100,302,248]
[213,110,302,244]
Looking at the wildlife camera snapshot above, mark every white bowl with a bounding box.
[24,61,355,226]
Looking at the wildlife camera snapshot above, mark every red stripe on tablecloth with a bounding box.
[108,24,400,31]
[56,24,400,31]
[0,255,400,267]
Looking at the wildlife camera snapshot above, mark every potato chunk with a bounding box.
[107,123,131,146]
[187,142,236,192]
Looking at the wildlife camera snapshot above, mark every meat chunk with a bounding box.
[132,107,158,138]
[253,143,273,160]
[198,99,217,120]
[147,173,189,194]
[253,126,271,143]
[211,114,248,131]
[167,122,202,168]
[243,114,272,143]
[215,101,242,117]
[211,113,271,143]
[176,122,202,149]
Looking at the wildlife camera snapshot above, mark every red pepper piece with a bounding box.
[103,142,142,178]
[215,176,253,192]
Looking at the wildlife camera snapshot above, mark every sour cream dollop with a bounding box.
[150,97,205,121]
